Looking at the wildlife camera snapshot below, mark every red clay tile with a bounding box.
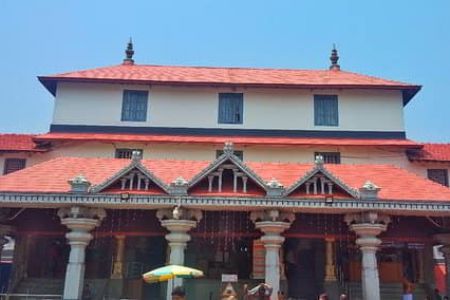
[1,157,449,202]
[408,144,450,162]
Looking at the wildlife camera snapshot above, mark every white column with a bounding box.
[346,213,389,300]
[157,207,202,300]
[251,210,294,300]
[58,207,105,300]
[111,235,126,279]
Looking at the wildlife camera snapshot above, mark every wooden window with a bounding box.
[115,149,143,159]
[3,158,26,175]
[427,169,449,187]
[216,150,244,160]
[218,93,244,124]
[121,90,148,122]
[314,152,341,164]
[314,95,339,126]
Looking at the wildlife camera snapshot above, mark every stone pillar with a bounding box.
[251,210,294,300]
[324,237,337,281]
[58,207,106,300]
[157,207,202,300]
[345,212,390,300]
[324,237,339,299]
[111,235,126,279]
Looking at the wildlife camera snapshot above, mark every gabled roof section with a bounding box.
[38,63,421,104]
[0,134,47,152]
[407,143,450,163]
[188,142,268,195]
[1,156,450,202]
[283,158,359,199]
[91,154,170,194]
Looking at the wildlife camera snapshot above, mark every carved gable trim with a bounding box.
[284,165,358,198]
[188,143,268,193]
[91,161,169,194]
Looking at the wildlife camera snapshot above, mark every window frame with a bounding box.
[3,158,26,175]
[427,169,449,187]
[218,93,244,124]
[115,148,144,159]
[314,94,339,127]
[314,152,341,164]
[121,90,149,122]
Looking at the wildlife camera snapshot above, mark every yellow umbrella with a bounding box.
[142,264,204,284]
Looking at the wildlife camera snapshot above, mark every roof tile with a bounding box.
[408,144,450,162]
[1,157,449,202]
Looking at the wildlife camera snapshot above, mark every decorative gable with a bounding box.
[188,142,267,195]
[284,155,358,199]
[91,152,169,194]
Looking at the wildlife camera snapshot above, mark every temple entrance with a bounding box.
[284,238,325,300]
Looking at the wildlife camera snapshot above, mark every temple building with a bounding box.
[1,42,450,300]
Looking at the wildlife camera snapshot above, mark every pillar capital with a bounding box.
[156,206,202,223]
[250,209,295,224]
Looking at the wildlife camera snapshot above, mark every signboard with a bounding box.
[221,274,238,282]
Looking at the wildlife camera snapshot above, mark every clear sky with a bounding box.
[0,0,449,141]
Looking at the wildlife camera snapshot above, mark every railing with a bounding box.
[0,293,62,299]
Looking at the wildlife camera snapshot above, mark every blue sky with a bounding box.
[0,0,449,141]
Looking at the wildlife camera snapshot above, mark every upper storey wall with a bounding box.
[52,82,405,132]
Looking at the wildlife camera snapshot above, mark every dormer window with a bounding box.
[218,93,243,124]
[121,90,148,122]
[314,95,339,126]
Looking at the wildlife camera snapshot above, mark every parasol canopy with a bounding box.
[142,264,204,283]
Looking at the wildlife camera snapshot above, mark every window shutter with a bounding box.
[427,169,449,187]
[3,158,26,175]
[314,95,338,126]
[121,90,148,122]
[218,93,243,124]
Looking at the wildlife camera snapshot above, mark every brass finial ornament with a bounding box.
[329,44,340,71]
[123,38,135,65]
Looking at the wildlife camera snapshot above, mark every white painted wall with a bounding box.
[52,82,405,132]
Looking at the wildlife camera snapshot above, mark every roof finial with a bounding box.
[329,44,340,71]
[123,38,135,65]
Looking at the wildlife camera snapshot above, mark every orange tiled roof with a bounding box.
[1,157,449,202]
[38,64,421,103]
[408,143,450,162]
[34,132,422,148]
[0,134,45,152]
